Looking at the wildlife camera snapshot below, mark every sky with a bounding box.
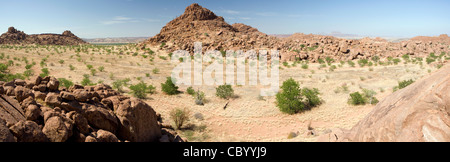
[0,0,449,38]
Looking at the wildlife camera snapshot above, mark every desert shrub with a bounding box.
[170,108,190,130]
[39,68,49,77]
[402,54,410,62]
[371,56,380,62]
[58,60,64,64]
[152,68,160,74]
[215,85,234,99]
[393,79,414,92]
[58,78,74,88]
[276,78,304,114]
[317,58,325,64]
[86,64,93,70]
[90,69,96,76]
[348,92,367,105]
[301,63,308,69]
[329,65,337,72]
[186,87,195,96]
[325,57,334,65]
[362,89,379,105]
[112,78,131,93]
[23,70,33,78]
[69,64,75,71]
[358,59,368,67]
[426,57,435,64]
[159,56,167,60]
[161,77,180,95]
[25,64,33,70]
[302,88,322,109]
[282,62,289,67]
[129,82,156,99]
[195,90,205,106]
[347,60,356,67]
[98,66,105,72]
[393,58,401,65]
[81,74,93,86]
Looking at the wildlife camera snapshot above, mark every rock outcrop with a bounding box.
[0,27,88,45]
[318,64,450,142]
[0,76,182,142]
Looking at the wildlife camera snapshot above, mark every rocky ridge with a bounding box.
[0,27,88,46]
[0,76,184,142]
[139,3,450,63]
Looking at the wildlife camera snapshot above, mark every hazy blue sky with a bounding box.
[1,0,449,38]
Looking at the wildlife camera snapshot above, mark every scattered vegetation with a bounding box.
[58,78,74,88]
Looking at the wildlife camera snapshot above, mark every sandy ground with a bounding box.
[1,44,445,142]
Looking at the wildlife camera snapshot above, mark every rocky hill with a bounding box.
[318,64,450,142]
[140,3,449,63]
[139,3,279,52]
[0,76,184,142]
[0,27,88,45]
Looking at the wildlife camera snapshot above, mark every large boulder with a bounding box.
[0,118,15,142]
[319,64,450,142]
[9,121,48,142]
[115,98,161,142]
[81,104,118,133]
[42,116,70,142]
[96,129,119,142]
[0,94,25,125]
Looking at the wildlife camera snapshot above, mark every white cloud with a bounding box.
[101,16,159,25]
[222,10,240,15]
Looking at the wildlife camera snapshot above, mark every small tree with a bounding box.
[276,78,304,114]
[161,77,180,95]
[362,89,379,105]
[216,85,234,99]
[170,108,190,130]
[112,78,131,93]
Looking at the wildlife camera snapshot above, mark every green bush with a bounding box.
[348,92,367,105]
[215,85,234,99]
[86,64,93,70]
[347,60,356,67]
[98,66,105,72]
[161,77,180,95]
[58,78,74,88]
[362,89,379,105]
[276,78,304,114]
[39,68,49,77]
[170,108,190,130]
[112,78,131,93]
[186,87,195,96]
[152,68,160,74]
[302,88,322,109]
[129,82,156,99]
[358,59,368,67]
[195,90,205,106]
[69,64,75,71]
[81,74,94,86]
[393,79,414,92]
[301,63,308,69]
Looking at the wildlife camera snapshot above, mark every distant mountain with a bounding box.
[83,37,148,44]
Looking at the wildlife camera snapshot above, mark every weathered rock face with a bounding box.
[115,98,162,142]
[318,64,450,142]
[0,27,88,45]
[0,76,177,142]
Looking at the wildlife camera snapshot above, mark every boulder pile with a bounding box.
[0,76,184,142]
